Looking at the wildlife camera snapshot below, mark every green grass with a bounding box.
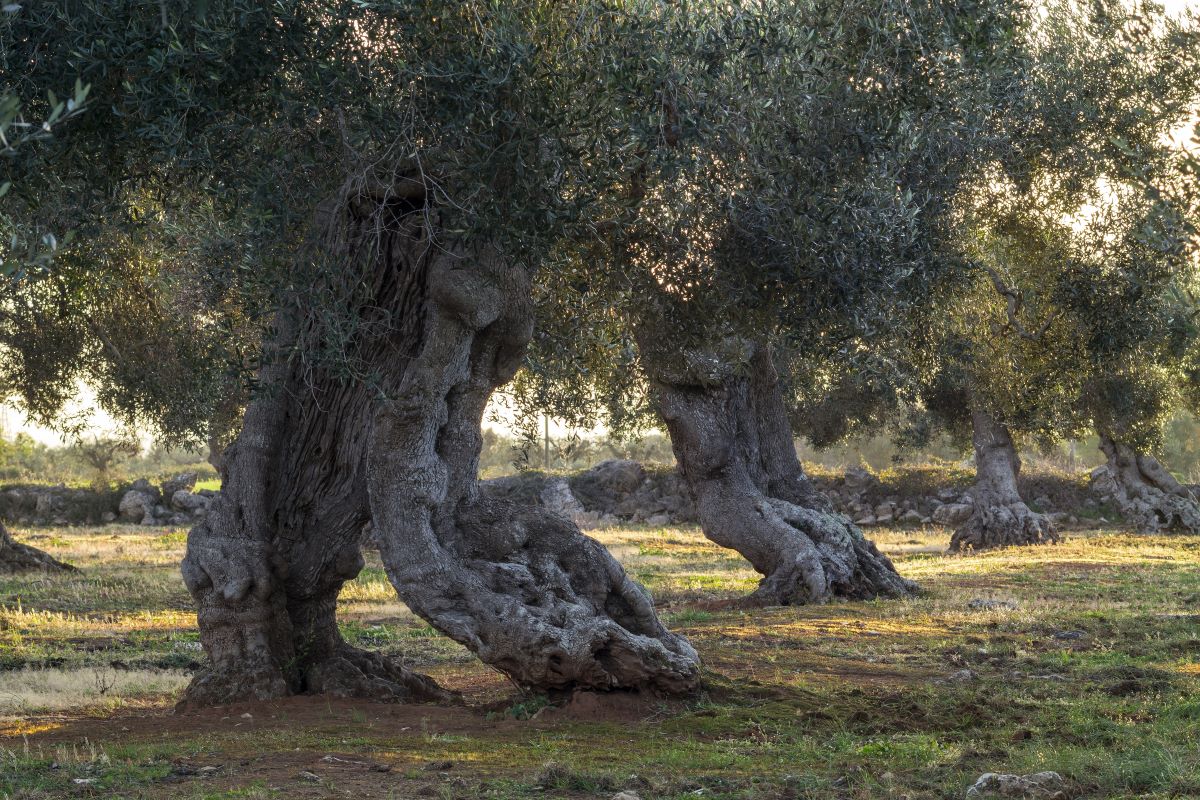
[0,523,1198,799]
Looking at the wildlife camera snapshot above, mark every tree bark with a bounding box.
[648,342,916,606]
[948,410,1057,552]
[367,240,700,695]
[1097,433,1200,534]
[0,521,75,573]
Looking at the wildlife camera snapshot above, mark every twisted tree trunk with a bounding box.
[368,242,700,695]
[182,182,699,706]
[1098,434,1200,534]
[648,343,915,606]
[179,191,454,708]
[0,521,75,573]
[948,410,1057,552]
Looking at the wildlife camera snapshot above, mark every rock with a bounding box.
[540,478,586,520]
[646,513,670,527]
[941,668,978,683]
[968,598,1018,611]
[1088,466,1118,498]
[568,459,647,514]
[161,472,199,498]
[874,502,896,519]
[172,490,212,514]
[965,771,1065,799]
[129,478,162,505]
[118,490,156,524]
[298,771,321,782]
[933,503,974,525]
[612,793,642,800]
[1052,630,1085,641]
[854,515,877,526]
[844,466,877,491]
[1033,495,1053,510]
[900,509,924,524]
[101,511,116,523]
[1047,512,1071,525]
[937,487,960,501]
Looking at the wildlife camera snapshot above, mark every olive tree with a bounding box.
[3,0,705,705]
[519,0,1051,602]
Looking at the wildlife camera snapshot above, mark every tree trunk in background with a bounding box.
[1097,434,1200,534]
[368,243,700,695]
[0,521,75,573]
[649,343,915,606]
[949,410,1057,552]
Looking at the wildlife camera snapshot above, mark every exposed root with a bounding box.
[745,499,917,605]
[0,522,76,574]
[949,503,1059,552]
[302,643,460,704]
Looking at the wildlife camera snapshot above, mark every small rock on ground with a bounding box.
[965,771,1066,799]
[968,598,1019,611]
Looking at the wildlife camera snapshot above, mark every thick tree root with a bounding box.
[733,498,915,606]
[377,494,702,695]
[948,503,1059,552]
[1119,494,1200,535]
[1098,436,1200,534]
[302,643,460,703]
[0,522,76,574]
[178,662,292,711]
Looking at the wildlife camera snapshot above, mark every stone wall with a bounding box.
[0,473,215,527]
[0,460,1160,531]
[481,460,1132,531]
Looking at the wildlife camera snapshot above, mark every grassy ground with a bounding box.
[0,523,1197,800]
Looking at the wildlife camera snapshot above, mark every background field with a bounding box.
[1,524,1198,800]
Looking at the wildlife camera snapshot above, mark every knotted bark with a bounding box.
[179,188,454,708]
[648,342,915,606]
[0,521,75,574]
[1098,434,1200,534]
[948,410,1057,552]
[368,241,700,695]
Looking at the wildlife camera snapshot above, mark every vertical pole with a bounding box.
[1068,440,1077,474]
[544,414,550,471]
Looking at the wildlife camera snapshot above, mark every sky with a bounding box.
[3,0,1198,447]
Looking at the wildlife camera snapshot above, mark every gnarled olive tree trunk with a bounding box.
[1097,433,1200,534]
[183,182,700,706]
[647,342,915,606]
[948,410,1057,552]
[180,190,454,708]
[367,239,700,695]
[0,521,75,573]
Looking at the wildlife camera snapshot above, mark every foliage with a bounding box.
[916,0,1200,454]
